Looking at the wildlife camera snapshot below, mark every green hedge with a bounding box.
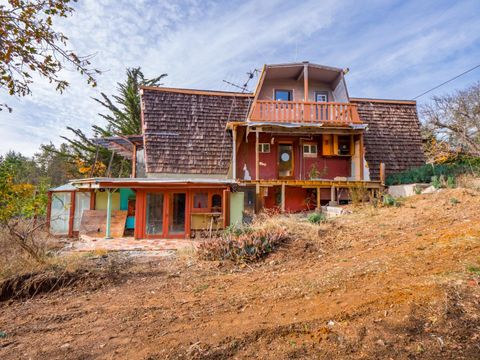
[386,158,480,186]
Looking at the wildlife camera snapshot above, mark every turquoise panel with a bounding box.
[120,189,136,229]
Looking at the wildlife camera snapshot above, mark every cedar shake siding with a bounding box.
[352,99,425,180]
[141,88,252,175]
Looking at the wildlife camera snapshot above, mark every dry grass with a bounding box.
[456,174,480,191]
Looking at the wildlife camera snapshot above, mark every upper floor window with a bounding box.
[303,143,318,157]
[258,143,270,153]
[275,89,293,101]
[315,91,328,102]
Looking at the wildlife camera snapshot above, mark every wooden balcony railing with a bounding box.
[249,100,362,125]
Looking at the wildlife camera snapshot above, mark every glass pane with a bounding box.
[211,194,222,212]
[193,192,208,209]
[169,193,186,234]
[74,192,91,231]
[278,144,293,177]
[50,193,71,235]
[275,90,292,101]
[316,92,328,102]
[146,193,164,235]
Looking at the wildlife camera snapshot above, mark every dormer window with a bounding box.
[315,91,328,102]
[275,89,293,101]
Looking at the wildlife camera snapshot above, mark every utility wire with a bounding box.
[413,63,480,99]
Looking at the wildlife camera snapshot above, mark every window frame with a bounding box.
[303,143,318,158]
[191,190,223,213]
[258,143,271,153]
[314,91,328,102]
[274,89,293,101]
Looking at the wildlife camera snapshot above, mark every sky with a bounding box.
[1,0,480,156]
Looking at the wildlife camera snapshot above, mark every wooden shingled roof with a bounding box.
[141,87,252,175]
[351,98,425,180]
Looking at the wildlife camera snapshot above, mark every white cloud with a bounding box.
[0,0,479,155]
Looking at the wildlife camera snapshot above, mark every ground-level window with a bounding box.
[275,89,293,101]
[303,143,318,157]
[193,192,208,209]
[258,143,270,153]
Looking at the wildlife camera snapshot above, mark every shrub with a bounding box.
[197,223,289,263]
[385,158,480,186]
[307,212,326,224]
[383,194,401,207]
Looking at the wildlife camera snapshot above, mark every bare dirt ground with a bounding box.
[1,188,479,359]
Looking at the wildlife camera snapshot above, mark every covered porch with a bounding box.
[70,178,237,240]
[240,179,383,214]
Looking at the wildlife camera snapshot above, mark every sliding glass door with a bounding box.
[146,193,164,236]
[145,191,187,238]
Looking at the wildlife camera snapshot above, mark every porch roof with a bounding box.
[70,177,236,189]
[92,135,144,160]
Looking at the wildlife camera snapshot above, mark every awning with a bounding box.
[70,177,237,189]
[92,135,144,159]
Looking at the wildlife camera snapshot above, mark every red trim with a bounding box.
[46,191,52,234]
[68,191,75,238]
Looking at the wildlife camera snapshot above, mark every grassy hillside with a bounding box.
[0,188,479,359]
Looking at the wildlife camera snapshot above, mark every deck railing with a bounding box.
[249,100,362,125]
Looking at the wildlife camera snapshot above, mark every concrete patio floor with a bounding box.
[69,235,198,253]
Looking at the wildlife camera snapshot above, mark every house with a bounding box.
[51,62,425,239]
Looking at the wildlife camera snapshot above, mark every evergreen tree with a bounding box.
[61,67,166,177]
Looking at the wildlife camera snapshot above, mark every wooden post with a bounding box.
[68,191,75,238]
[232,126,237,180]
[255,184,261,214]
[132,144,137,178]
[281,183,286,213]
[359,134,364,181]
[46,191,52,234]
[330,186,336,206]
[222,188,230,228]
[105,189,113,239]
[304,63,309,101]
[380,162,386,185]
[255,131,260,180]
[316,187,321,211]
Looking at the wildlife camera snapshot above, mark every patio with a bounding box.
[69,235,198,253]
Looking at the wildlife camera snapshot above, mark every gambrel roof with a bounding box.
[140,87,425,179]
[351,98,426,180]
[141,87,252,175]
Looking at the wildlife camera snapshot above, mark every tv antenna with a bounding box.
[223,68,260,93]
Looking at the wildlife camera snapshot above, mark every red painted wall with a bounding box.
[236,134,351,180]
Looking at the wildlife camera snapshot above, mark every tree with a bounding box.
[92,67,167,136]
[0,0,99,111]
[61,67,166,177]
[422,83,480,157]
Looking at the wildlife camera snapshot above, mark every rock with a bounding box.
[422,185,437,194]
[60,343,71,349]
[375,339,385,346]
[327,320,335,327]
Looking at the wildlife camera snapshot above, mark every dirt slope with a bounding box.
[1,188,479,359]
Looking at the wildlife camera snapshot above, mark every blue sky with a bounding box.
[1,0,480,156]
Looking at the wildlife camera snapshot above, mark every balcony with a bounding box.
[249,100,362,125]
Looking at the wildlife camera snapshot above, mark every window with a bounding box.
[275,89,293,101]
[193,192,208,209]
[258,143,270,153]
[337,135,352,155]
[211,194,222,212]
[303,143,318,157]
[315,91,328,102]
